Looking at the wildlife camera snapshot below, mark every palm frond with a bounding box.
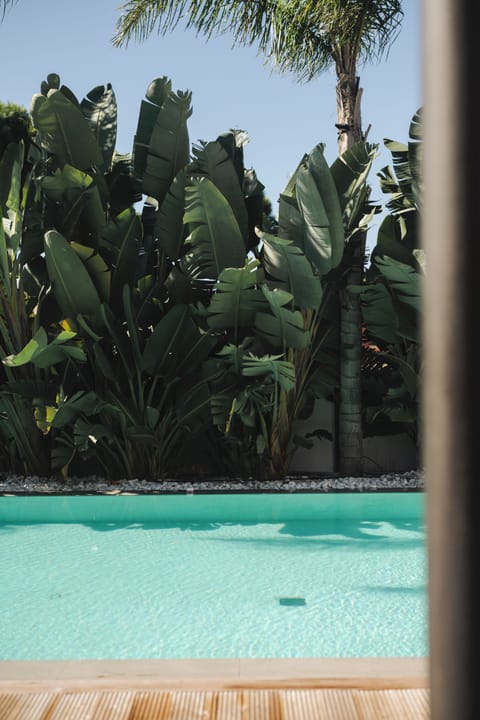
[113,1,403,83]
[113,0,275,48]
[1,0,17,19]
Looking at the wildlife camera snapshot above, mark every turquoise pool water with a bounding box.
[0,492,427,660]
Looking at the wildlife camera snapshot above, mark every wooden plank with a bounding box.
[0,692,54,720]
[281,689,360,720]
[353,689,430,720]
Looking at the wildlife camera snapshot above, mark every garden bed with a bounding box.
[0,469,424,495]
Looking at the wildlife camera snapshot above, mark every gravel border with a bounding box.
[0,469,424,495]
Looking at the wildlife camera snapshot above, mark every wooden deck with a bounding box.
[0,658,429,719]
[0,687,429,719]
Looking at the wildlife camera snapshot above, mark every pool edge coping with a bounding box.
[0,657,428,691]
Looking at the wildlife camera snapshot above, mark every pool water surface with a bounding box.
[0,492,427,660]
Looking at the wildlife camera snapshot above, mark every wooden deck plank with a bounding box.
[0,692,55,720]
[0,688,430,720]
[353,689,430,720]
[281,688,360,720]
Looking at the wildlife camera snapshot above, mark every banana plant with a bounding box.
[0,114,59,475]
[358,108,423,450]
[259,141,378,477]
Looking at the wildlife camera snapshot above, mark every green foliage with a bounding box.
[113,1,403,83]
[359,108,423,448]
[0,66,416,481]
[0,100,29,121]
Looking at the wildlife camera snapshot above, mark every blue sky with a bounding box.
[0,0,421,240]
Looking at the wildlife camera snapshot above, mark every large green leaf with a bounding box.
[133,78,172,178]
[217,344,296,390]
[189,140,249,245]
[0,140,23,216]
[375,255,422,313]
[143,304,213,377]
[70,242,111,302]
[353,282,398,345]
[0,141,24,281]
[144,91,191,202]
[255,286,309,350]
[295,144,344,275]
[51,390,103,428]
[277,193,305,248]
[241,353,296,391]
[80,84,117,170]
[44,229,102,318]
[40,164,106,237]
[408,107,423,208]
[0,217,8,285]
[100,207,142,308]
[3,327,86,369]
[206,259,266,336]
[373,214,417,266]
[259,230,322,309]
[330,141,378,234]
[30,90,103,170]
[181,177,245,280]
[155,167,187,259]
[97,302,135,379]
[133,79,192,204]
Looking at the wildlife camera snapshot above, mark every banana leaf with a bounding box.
[241,353,296,391]
[0,140,23,216]
[189,141,249,245]
[375,255,422,314]
[70,242,111,302]
[142,303,214,378]
[100,207,142,309]
[254,286,309,350]
[133,78,172,176]
[206,259,266,336]
[30,90,103,170]
[0,211,9,285]
[97,302,135,380]
[44,229,102,318]
[243,167,265,252]
[295,145,344,275]
[259,230,322,309]
[155,168,187,259]
[3,327,86,368]
[80,84,117,170]
[40,164,106,238]
[134,82,192,204]
[330,141,378,235]
[215,129,249,187]
[372,214,418,267]
[277,193,305,249]
[182,177,245,280]
[408,108,423,209]
[352,283,398,345]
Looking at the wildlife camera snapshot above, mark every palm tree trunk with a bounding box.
[335,48,364,155]
[335,51,365,476]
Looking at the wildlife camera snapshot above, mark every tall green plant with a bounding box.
[113,1,404,476]
[358,108,423,450]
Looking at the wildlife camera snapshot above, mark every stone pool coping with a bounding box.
[0,657,428,691]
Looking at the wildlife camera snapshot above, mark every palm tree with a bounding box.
[113,1,403,155]
[113,0,404,477]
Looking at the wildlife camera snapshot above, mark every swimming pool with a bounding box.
[0,492,427,660]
